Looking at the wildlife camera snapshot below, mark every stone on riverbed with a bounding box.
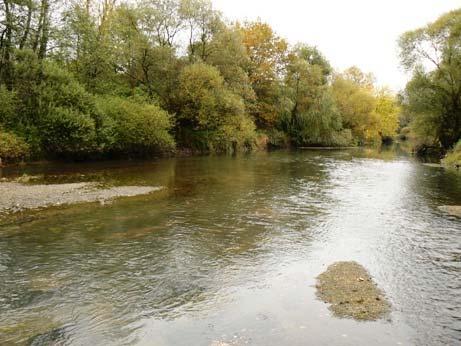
[316,261,390,321]
[438,206,461,218]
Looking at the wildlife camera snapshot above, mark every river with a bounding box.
[0,148,460,345]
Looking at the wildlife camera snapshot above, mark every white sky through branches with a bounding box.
[212,0,461,91]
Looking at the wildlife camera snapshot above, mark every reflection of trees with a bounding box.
[407,161,461,204]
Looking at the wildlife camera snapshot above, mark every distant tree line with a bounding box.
[0,0,400,162]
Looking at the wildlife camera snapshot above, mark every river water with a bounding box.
[0,148,460,345]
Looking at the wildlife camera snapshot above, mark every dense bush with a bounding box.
[0,130,30,163]
[0,0,410,163]
[265,129,290,148]
[209,114,257,153]
[177,63,257,153]
[442,141,461,167]
[0,86,17,127]
[40,107,97,156]
[33,63,100,157]
[95,96,175,156]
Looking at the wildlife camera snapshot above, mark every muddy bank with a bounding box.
[316,261,390,321]
[0,181,162,215]
[438,205,461,218]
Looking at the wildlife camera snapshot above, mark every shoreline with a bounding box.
[0,146,364,169]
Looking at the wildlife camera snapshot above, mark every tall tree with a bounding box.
[399,9,461,149]
[284,44,346,146]
[239,21,288,128]
[0,0,14,87]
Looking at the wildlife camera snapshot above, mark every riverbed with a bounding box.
[0,148,460,345]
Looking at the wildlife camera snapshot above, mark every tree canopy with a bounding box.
[0,0,401,162]
[399,9,461,150]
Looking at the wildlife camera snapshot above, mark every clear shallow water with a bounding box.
[0,148,460,346]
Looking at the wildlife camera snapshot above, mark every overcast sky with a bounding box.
[212,0,461,91]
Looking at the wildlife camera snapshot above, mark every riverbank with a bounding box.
[0,181,162,216]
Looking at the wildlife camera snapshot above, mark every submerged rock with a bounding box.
[438,206,461,218]
[29,326,70,346]
[316,261,390,321]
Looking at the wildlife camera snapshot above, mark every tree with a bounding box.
[284,44,349,146]
[239,21,288,128]
[332,69,379,144]
[205,25,255,103]
[177,62,256,152]
[138,0,183,47]
[177,62,239,129]
[374,88,400,140]
[179,0,221,61]
[399,9,461,149]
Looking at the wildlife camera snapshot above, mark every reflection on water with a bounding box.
[0,148,460,345]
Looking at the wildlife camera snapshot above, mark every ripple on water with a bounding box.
[0,150,460,345]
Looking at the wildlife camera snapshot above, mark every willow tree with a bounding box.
[399,9,461,149]
[284,44,349,146]
[177,62,256,152]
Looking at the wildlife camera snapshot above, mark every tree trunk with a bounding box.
[38,0,50,60]
[86,0,91,15]
[1,0,14,88]
[19,1,33,50]
[32,0,44,52]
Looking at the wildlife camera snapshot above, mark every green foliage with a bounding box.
[0,130,30,163]
[177,62,257,153]
[95,96,175,155]
[178,62,230,129]
[265,129,290,148]
[283,45,349,147]
[34,62,99,157]
[399,9,461,149]
[442,140,461,167]
[205,26,255,103]
[0,86,17,127]
[0,0,412,163]
[40,107,97,156]
[375,89,400,140]
[209,114,257,153]
[332,72,379,144]
[239,21,288,128]
[289,91,351,147]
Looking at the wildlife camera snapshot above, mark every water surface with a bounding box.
[0,148,460,345]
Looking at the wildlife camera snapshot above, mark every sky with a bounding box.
[212,0,461,91]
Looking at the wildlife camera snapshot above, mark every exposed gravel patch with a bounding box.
[316,261,390,321]
[422,163,443,168]
[438,205,461,218]
[0,182,162,215]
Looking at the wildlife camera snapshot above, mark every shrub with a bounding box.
[265,129,290,148]
[0,86,17,127]
[177,62,258,153]
[0,130,30,163]
[210,114,257,153]
[40,107,97,156]
[442,140,461,167]
[95,96,175,156]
